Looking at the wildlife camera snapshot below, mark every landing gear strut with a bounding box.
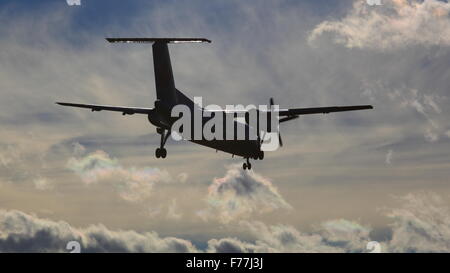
[243,158,252,170]
[155,128,170,159]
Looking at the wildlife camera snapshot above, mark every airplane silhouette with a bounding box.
[57,38,373,170]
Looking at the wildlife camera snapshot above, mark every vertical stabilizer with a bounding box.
[152,42,177,106]
[106,38,211,109]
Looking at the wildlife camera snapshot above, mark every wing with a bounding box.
[278,105,373,116]
[206,105,373,123]
[56,102,153,115]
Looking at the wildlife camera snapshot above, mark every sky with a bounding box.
[0,0,450,252]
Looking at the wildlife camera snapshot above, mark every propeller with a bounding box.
[269,97,283,147]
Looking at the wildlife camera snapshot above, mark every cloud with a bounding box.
[206,219,372,253]
[309,0,450,50]
[0,209,361,253]
[0,142,53,187]
[362,82,448,142]
[446,130,450,138]
[386,149,393,164]
[208,192,450,253]
[0,0,449,253]
[67,150,172,202]
[386,192,450,252]
[177,173,188,183]
[167,199,182,220]
[198,165,292,223]
[33,177,53,191]
[396,89,446,142]
[0,192,449,252]
[0,144,21,168]
[207,237,263,253]
[0,210,197,253]
[424,128,439,142]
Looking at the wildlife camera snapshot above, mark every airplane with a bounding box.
[57,38,373,170]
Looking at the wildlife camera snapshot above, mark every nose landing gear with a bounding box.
[243,151,264,170]
[243,158,252,170]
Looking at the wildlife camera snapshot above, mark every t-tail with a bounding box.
[106,38,211,114]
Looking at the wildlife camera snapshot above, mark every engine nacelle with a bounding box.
[244,109,274,133]
[147,109,164,128]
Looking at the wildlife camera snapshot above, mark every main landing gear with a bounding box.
[155,127,170,159]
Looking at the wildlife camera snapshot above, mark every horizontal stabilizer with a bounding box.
[106,38,211,44]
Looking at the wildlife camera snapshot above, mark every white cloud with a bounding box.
[33,177,53,191]
[0,144,21,168]
[386,192,450,252]
[66,150,172,202]
[423,94,442,114]
[363,83,448,142]
[72,142,86,157]
[197,165,292,223]
[386,149,393,164]
[424,127,439,142]
[167,199,182,220]
[309,0,450,50]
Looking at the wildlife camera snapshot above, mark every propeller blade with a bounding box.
[270,97,283,148]
[278,132,283,147]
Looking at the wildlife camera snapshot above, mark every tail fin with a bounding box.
[106,38,210,109]
[152,41,176,105]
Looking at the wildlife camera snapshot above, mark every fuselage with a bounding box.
[147,89,261,158]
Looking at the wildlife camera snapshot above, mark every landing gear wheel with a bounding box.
[160,148,167,158]
[243,163,247,170]
[155,148,167,159]
[258,151,264,160]
[247,163,252,170]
